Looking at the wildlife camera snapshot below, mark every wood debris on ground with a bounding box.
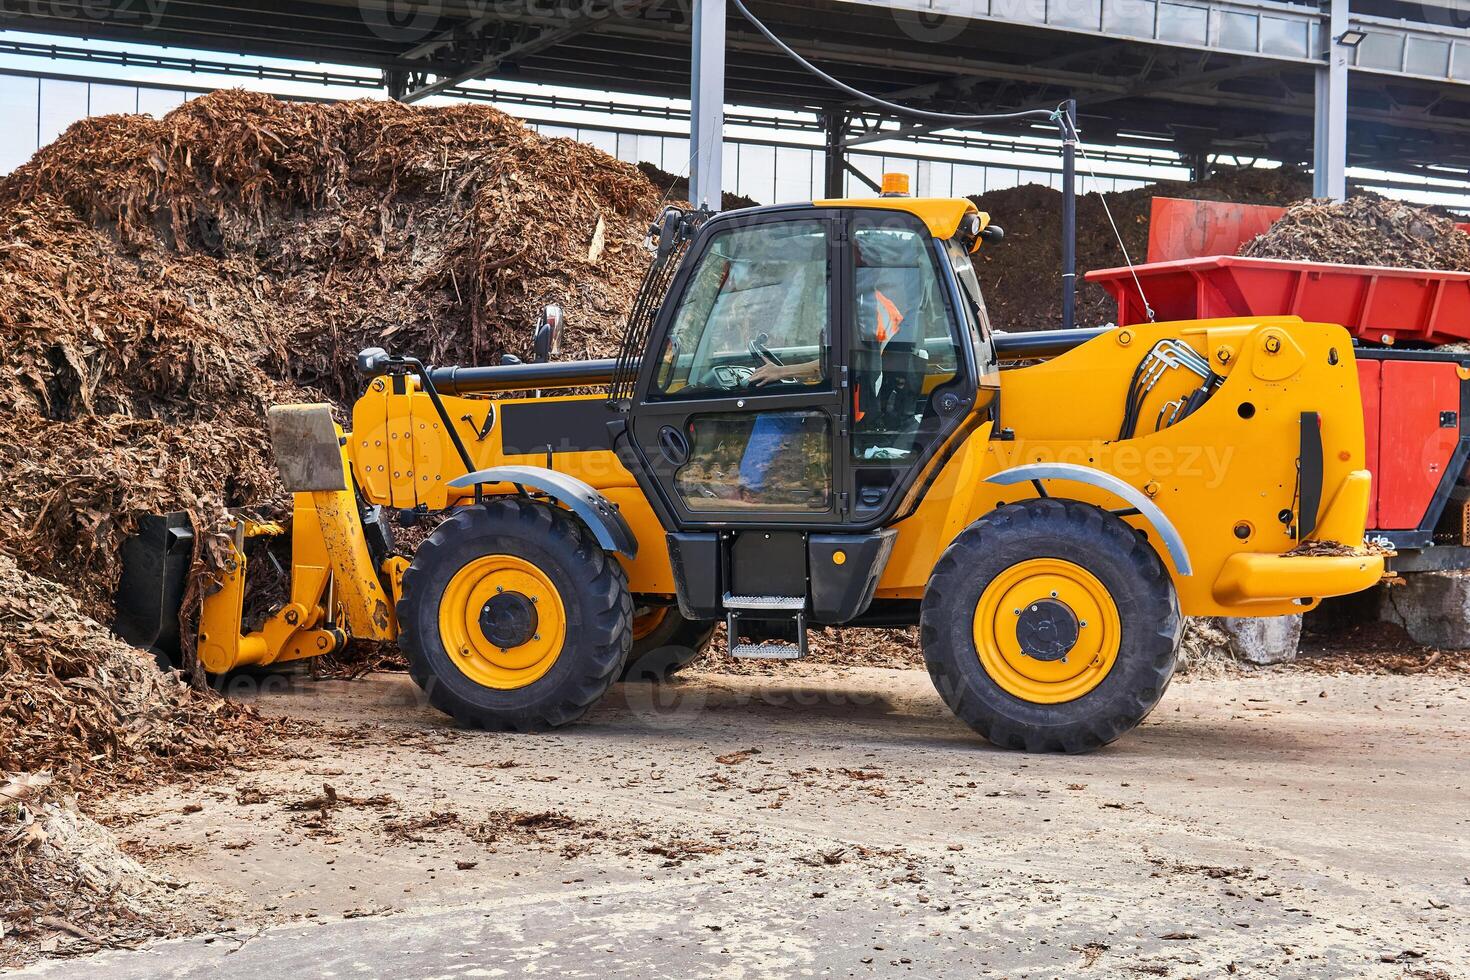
[1,771,182,966]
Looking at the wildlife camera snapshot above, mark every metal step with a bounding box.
[723,594,806,611]
[725,605,809,661]
[730,642,804,660]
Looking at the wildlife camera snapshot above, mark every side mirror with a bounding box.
[533,305,564,363]
[356,347,389,376]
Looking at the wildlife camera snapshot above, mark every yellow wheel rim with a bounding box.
[972,558,1121,704]
[632,606,669,642]
[438,554,566,690]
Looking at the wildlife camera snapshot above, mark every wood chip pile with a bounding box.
[0,553,284,788]
[0,91,661,621]
[0,90,666,955]
[969,166,1314,331]
[1,772,192,966]
[1239,196,1470,271]
[0,91,663,802]
[0,553,298,960]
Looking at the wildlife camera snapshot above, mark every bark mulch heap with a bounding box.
[1239,195,1470,271]
[0,555,295,964]
[0,90,662,961]
[0,89,659,624]
[969,165,1314,331]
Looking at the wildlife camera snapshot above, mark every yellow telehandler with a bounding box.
[117,178,1383,752]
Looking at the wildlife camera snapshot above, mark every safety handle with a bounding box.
[658,425,690,466]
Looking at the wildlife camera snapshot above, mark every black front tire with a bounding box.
[397,499,632,731]
[920,498,1180,753]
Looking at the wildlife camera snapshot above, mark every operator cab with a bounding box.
[627,179,999,526]
[612,179,1003,654]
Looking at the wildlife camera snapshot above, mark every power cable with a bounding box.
[729,0,1060,127]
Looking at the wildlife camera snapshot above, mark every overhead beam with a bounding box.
[400,3,651,103]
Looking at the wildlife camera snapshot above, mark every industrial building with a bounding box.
[0,0,1467,206]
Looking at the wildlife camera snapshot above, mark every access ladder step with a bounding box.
[730,642,804,660]
[723,594,806,611]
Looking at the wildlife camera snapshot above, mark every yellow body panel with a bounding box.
[875,316,1382,615]
[341,313,1379,621]
[812,196,987,239]
[348,383,677,596]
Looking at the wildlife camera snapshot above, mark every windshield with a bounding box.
[944,239,999,385]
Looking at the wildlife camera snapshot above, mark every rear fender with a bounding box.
[985,462,1193,576]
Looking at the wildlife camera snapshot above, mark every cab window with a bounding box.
[652,219,830,397]
[849,214,963,461]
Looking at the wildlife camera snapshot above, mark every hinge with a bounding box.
[838,490,849,516]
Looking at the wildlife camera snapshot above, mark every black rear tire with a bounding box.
[397,499,632,731]
[620,607,717,681]
[920,498,1180,753]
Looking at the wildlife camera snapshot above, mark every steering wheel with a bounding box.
[748,331,784,369]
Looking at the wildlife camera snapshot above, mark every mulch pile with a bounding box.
[635,161,761,212]
[0,554,296,962]
[0,92,661,811]
[1239,195,1470,271]
[0,554,284,789]
[0,89,665,959]
[0,90,661,626]
[970,166,1313,331]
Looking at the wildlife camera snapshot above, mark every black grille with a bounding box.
[607,206,707,408]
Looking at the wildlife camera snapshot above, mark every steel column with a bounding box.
[1313,0,1348,200]
[1061,99,1078,333]
[690,0,726,210]
[822,109,846,198]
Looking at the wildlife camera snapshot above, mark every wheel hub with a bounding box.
[479,592,539,649]
[1015,598,1079,662]
[971,557,1122,704]
[438,554,566,690]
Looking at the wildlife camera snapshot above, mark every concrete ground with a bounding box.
[12,665,1470,979]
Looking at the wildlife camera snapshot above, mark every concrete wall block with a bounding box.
[1378,571,1470,649]
[1217,614,1304,666]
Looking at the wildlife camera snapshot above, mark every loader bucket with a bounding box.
[113,511,195,668]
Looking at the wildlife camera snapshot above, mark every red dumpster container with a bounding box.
[1087,255,1470,346]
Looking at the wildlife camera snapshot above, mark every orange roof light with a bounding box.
[879,173,911,197]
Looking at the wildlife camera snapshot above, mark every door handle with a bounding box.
[657,425,690,466]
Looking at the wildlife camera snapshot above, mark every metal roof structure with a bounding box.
[5,0,1468,193]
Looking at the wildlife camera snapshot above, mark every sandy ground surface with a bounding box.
[10,664,1469,979]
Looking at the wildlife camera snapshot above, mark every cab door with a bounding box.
[629,210,847,528]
